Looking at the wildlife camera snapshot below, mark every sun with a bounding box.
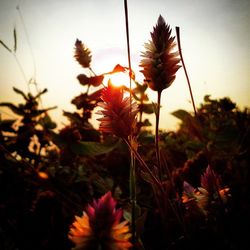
[103,71,135,88]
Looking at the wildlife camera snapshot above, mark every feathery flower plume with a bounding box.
[69,191,132,250]
[74,39,92,68]
[140,15,181,92]
[96,83,138,138]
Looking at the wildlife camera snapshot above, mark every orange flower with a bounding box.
[69,192,132,250]
[97,83,138,138]
[140,15,181,92]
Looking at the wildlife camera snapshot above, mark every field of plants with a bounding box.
[0,13,249,250]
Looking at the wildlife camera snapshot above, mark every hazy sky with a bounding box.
[0,0,249,131]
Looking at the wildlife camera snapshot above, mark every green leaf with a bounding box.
[171,109,190,121]
[70,141,118,156]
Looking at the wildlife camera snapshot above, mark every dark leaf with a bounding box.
[63,111,82,124]
[0,102,24,115]
[133,82,148,93]
[38,114,57,129]
[50,131,67,147]
[30,106,57,117]
[35,88,48,99]
[13,87,28,100]
[171,109,191,121]
[70,141,118,156]
[71,94,88,109]
[0,119,16,132]
[77,74,104,87]
[139,103,155,114]
[88,89,103,101]
[141,118,152,127]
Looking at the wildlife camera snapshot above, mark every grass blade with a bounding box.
[0,40,12,53]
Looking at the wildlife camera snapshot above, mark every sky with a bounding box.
[0,0,249,131]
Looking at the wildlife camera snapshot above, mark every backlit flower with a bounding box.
[96,83,138,138]
[140,15,181,92]
[69,191,132,250]
[74,39,92,68]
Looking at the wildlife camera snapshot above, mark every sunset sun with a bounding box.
[103,70,136,88]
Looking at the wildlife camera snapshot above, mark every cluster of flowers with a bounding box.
[182,165,230,215]
[68,14,231,250]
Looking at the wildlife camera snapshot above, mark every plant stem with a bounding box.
[124,138,162,190]
[155,90,162,177]
[175,27,197,116]
[124,0,136,246]
[129,145,136,245]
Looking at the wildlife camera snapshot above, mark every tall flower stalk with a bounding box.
[140,15,181,174]
[97,82,163,247]
[123,0,137,246]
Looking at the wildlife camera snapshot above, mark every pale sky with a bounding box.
[0,0,249,131]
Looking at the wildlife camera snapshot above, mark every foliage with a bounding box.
[0,18,250,250]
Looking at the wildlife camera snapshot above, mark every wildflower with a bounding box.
[201,165,230,203]
[140,15,181,92]
[69,191,132,250]
[96,83,138,138]
[182,181,209,215]
[201,165,220,194]
[74,39,92,68]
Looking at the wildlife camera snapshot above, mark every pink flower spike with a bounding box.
[97,83,138,138]
[201,165,220,194]
[69,191,132,250]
